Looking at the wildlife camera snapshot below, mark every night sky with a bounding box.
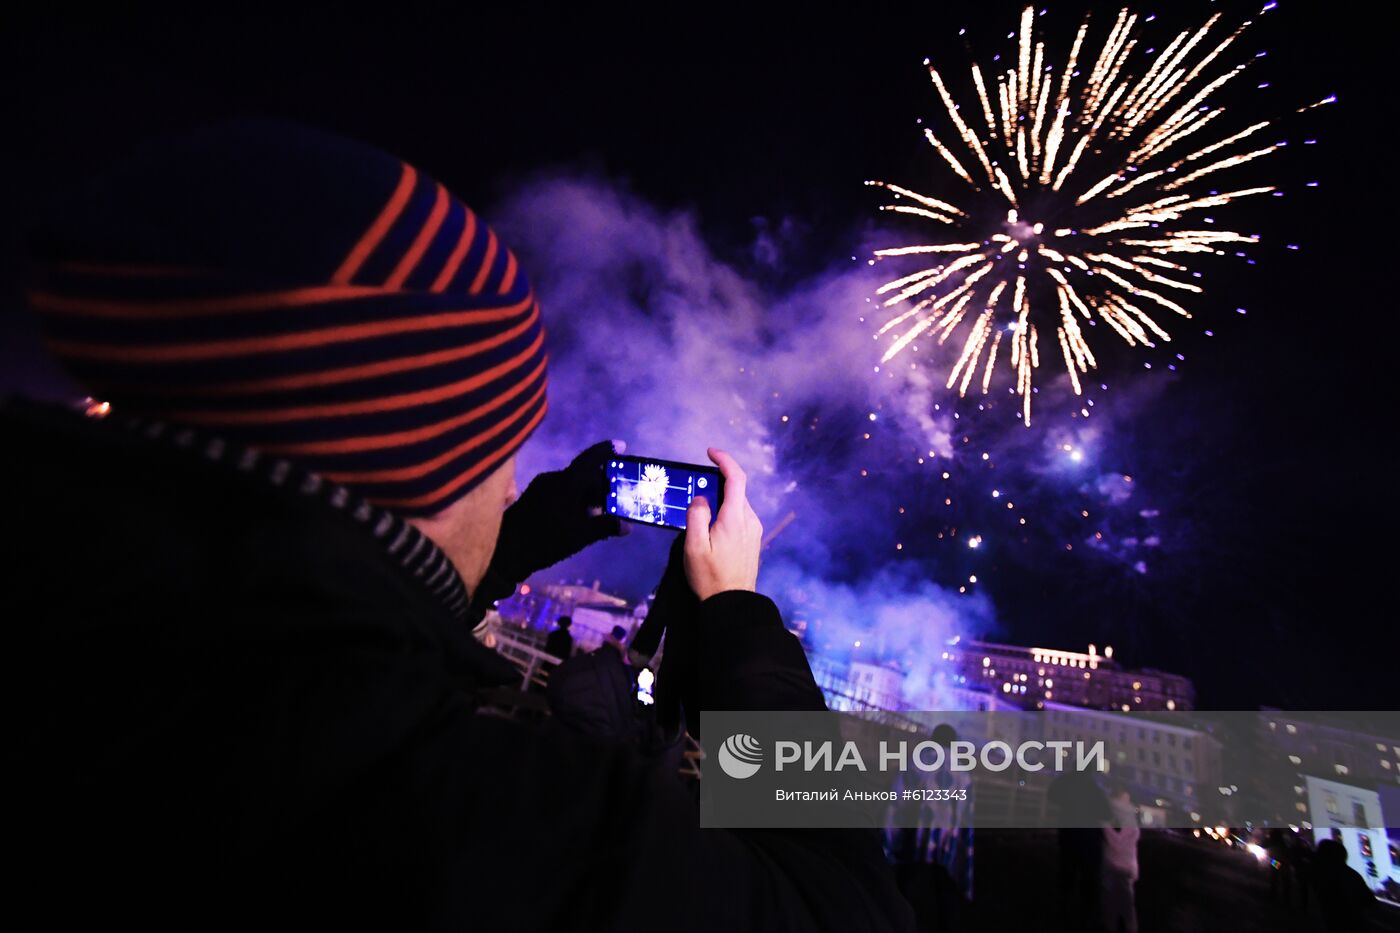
[2,2,1393,709]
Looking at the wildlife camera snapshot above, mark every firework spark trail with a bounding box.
[870,5,1327,425]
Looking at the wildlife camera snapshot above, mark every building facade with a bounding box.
[1039,702,1224,824]
[941,638,1195,712]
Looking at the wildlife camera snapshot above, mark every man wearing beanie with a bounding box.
[1,123,912,931]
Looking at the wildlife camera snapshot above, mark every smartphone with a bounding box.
[604,454,724,530]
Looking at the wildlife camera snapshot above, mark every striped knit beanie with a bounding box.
[27,121,547,517]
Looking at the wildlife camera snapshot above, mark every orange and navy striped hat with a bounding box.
[28,121,547,516]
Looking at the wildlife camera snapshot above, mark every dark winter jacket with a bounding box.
[1,398,913,932]
[547,644,636,740]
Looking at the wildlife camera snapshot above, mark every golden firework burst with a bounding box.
[871,5,1328,425]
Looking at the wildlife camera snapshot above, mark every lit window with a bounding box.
[1285,724,1297,735]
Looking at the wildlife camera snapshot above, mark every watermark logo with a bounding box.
[717,733,764,779]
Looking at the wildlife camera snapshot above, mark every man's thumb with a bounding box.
[684,497,711,554]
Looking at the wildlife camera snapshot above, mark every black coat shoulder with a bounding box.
[1,399,913,932]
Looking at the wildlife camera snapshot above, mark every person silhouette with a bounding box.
[545,615,574,661]
[1312,838,1375,932]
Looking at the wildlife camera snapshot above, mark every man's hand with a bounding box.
[490,440,627,581]
[683,448,763,601]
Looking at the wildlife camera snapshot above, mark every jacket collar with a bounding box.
[67,399,472,622]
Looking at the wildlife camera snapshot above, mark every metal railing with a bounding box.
[489,625,565,692]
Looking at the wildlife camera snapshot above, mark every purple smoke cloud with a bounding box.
[491,174,992,684]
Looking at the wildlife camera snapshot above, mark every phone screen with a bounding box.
[605,455,723,530]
